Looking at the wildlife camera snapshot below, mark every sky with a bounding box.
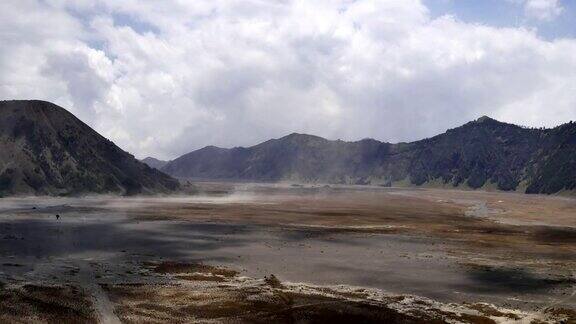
[1,0,575,160]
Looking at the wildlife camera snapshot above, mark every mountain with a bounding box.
[162,117,576,194]
[0,100,179,196]
[141,157,169,170]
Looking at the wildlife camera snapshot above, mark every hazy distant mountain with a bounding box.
[0,100,179,196]
[162,116,576,194]
[141,157,169,170]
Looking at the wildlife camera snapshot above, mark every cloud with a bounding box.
[508,0,564,21]
[42,47,114,121]
[523,0,563,21]
[0,0,575,159]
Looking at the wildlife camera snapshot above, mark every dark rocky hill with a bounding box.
[0,100,179,196]
[162,117,576,194]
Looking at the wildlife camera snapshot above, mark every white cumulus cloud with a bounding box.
[0,0,575,159]
[514,0,564,21]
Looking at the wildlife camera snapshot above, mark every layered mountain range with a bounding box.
[2,99,573,196]
[0,100,179,196]
[141,157,169,170]
[159,116,576,194]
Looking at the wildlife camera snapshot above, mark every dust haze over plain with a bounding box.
[1,0,576,160]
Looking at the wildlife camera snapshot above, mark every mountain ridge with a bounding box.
[0,100,179,196]
[141,157,169,170]
[162,117,576,194]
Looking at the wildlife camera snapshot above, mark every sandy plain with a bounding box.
[0,183,574,323]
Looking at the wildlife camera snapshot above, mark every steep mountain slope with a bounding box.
[162,134,392,182]
[162,117,576,194]
[141,157,169,170]
[0,100,179,196]
[524,122,576,194]
[401,117,543,190]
